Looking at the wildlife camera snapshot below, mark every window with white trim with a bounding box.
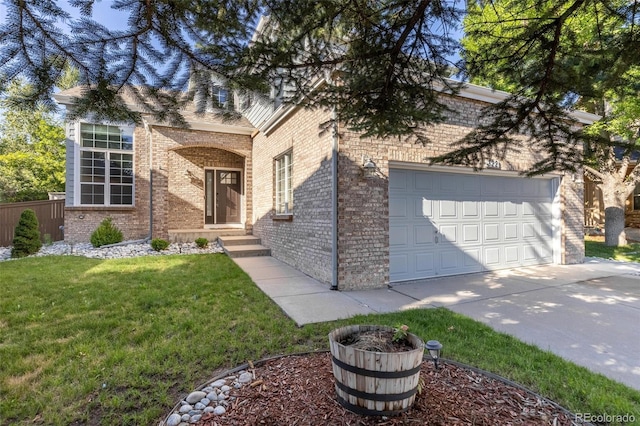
[634,185,640,211]
[79,123,134,206]
[275,151,293,214]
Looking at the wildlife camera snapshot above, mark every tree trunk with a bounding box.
[604,206,626,246]
[600,176,630,247]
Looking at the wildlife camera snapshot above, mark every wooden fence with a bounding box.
[0,199,65,247]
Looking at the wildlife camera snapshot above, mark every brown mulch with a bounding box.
[196,352,576,426]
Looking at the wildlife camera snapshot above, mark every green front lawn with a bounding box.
[1,254,639,425]
[586,235,640,263]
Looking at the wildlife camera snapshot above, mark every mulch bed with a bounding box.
[195,352,577,425]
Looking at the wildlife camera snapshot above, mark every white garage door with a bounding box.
[389,169,556,282]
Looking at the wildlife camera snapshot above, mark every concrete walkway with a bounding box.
[232,256,640,391]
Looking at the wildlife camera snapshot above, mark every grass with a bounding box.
[1,254,639,425]
[585,235,640,263]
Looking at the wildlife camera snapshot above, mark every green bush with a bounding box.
[90,217,123,248]
[195,237,209,248]
[151,238,169,251]
[11,209,42,258]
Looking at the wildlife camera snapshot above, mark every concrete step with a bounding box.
[168,229,246,243]
[222,244,271,258]
[218,235,262,247]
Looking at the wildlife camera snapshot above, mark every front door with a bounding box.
[205,170,242,225]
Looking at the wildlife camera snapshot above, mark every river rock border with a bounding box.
[161,360,264,426]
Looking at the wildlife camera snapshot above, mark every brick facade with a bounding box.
[333,94,585,289]
[252,107,335,284]
[62,89,585,291]
[64,124,253,243]
[251,94,584,290]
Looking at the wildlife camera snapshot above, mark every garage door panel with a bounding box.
[389,197,408,218]
[389,169,554,282]
[390,170,409,190]
[414,172,433,190]
[390,225,409,246]
[415,253,435,274]
[484,223,500,242]
[390,253,409,277]
[484,247,501,266]
[504,223,519,240]
[462,201,479,218]
[415,225,436,245]
[416,198,432,218]
[522,222,538,239]
[484,201,499,217]
[439,200,457,218]
[462,224,480,244]
[503,202,518,217]
[439,250,460,271]
[505,246,520,263]
[439,175,459,192]
[439,224,458,243]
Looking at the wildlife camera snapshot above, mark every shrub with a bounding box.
[195,237,209,248]
[11,209,42,258]
[90,217,123,248]
[151,238,169,251]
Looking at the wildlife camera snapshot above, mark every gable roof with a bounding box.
[54,86,256,136]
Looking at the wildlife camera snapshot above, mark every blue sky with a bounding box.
[0,1,129,31]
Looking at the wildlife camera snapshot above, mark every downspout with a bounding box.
[331,108,339,290]
[142,118,153,240]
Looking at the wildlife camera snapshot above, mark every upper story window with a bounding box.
[78,123,134,206]
[275,151,293,215]
[213,86,228,108]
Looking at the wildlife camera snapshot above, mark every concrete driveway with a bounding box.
[356,259,640,391]
[234,256,640,391]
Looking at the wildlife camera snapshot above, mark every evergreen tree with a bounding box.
[0,0,463,141]
[461,0,640,246]
[11,208,42,258]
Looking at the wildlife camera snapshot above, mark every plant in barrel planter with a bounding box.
[329,324,439,416]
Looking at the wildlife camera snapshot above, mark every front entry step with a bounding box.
[218,236,271,258]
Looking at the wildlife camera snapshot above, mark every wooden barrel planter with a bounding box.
[328,325,425,416]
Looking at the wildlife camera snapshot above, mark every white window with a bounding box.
[79,123,134,206]
[634,185,640,211]
[213,86,228,108]
[275,151,293,214]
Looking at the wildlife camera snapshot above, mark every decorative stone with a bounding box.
[221,385,231,393]
[194,402,206,410]
[200,397,210,406]
[238,372,252,384]
[181,414,190,422]
[166,413,182,426]
[204,406,215,414]
[206,391,217,401]
[211,379,226,388]
[186,391,206,404]
[189,414,202,423]
[214,406,226,415]
[179,404,192,413]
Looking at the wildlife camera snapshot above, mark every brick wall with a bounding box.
[65,124,253,243]
[252,107,335,285]
[64,127,151,243]
[335,94,585,289]
[149,126,252,239]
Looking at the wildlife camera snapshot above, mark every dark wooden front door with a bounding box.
[205,170,241,224]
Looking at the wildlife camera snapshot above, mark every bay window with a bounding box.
[79,123,134,206]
